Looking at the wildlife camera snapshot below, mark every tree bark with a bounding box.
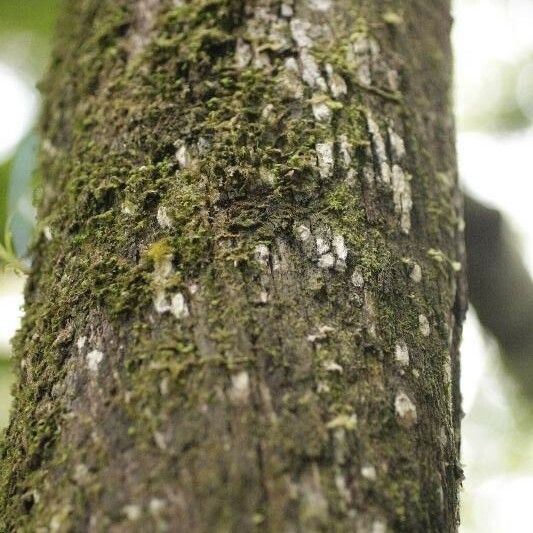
[0,1,466,531]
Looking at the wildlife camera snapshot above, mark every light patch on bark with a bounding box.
[410,263,422,283]
[170,292,189,319]
[295,224,311,242]
[308,0,332,12]
[44,226,53,241]
[351,269,365,289]
[419,314,431,337]
[326,414,357,431]
[366,114,391,184]
[290,18,313,48]
[149,498,166,515]
[86,349,104,373]
[299,464,329,522]
[154,290,170,314]
[230,371,250,403]
[332,234,348,262]
[281,3,294,17]
[318,253,335,269]
[394,391,417,427]
[323,360,343,373]
[307,325,335,343]
[254,244,270,268]
[394,340,410,367]
[391,165,412,234]
[312,99,332,123]
[361,464,377,481]
[154,431,167,450]
[389,128,406,161]
[126,0,159,59]
[325,63,347,98]
[175,142,192,169]
[76,336,86,351]
[156,206,173,229]
[235,38,252,68]
[299,51,327,91]
[316,142,334,179]
[123,504,142,521]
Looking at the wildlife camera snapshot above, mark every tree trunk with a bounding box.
[0,1,466,531]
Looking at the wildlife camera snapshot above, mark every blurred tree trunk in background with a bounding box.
[0,1,466,531]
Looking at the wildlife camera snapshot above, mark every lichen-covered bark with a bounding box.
[0,0,466,531]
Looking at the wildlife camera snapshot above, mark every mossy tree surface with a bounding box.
[0,0,466,531]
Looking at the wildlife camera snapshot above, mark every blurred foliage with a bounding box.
[460,54,533,133]
[0,159,8,239]
[0,0,61,39]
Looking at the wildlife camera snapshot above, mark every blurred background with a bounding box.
[0,1,532,530]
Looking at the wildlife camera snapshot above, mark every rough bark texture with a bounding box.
[0,0,466,531]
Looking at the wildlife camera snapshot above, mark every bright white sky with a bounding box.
[0,1,532,530]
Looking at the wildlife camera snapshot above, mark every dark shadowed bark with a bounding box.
[0,1,466,531]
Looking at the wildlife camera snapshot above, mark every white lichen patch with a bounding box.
[235,38,252,68]
[295,224,311,242]
[326,414,357,431]
[123,504,142,521]
[175,142,191,168]
[315,234,330,255]
[394,340,410,367]
[307,325,335,343]
[170,292,189,319]
[351,268,365,289]
[154,431,167,450]
[312,99,332,123]
[281,3,293,17]
[73,463,89,484]
[149,498,166,515]
[389,128,406,161]
[391,165,412,234]
[361,464,377,481]
[332,234,348,262]
[230,371,250,403]
[419,314,430,337]
[153,290,170,314]
[290,18,312,48]
[77,336,87,351]
[156,206,173,229]
[350,37,380,86]
[86,349,104,373]
[410,263,422,283]
[323,360,343,373]
[254,244,270,268]
[318,252,335,269]
[372,519,387,533]
[325,63,347,98]
[394,391,417,427]
[308,0,332,11]
[316,142,334,179]
[338,134,352,167]
[366,114,391,184]
[261,103,275,120]
[299,50,328,91]
[43,226,53,241]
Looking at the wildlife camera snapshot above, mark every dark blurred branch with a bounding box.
[465,194,533,397]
